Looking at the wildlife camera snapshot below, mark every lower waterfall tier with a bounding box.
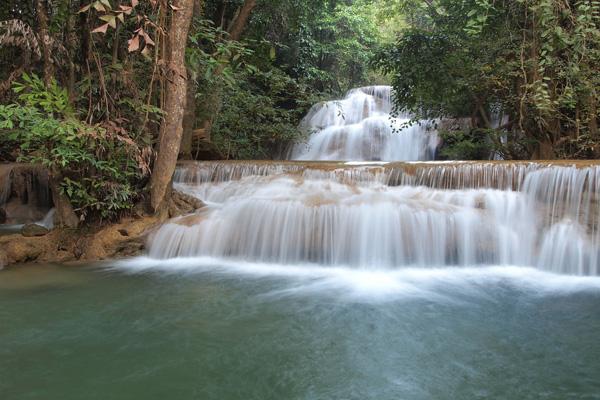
[148,162,600,275]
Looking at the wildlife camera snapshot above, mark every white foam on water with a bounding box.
[111,256,600,302]
[168,162,600,275]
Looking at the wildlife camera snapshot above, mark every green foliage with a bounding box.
[0,74,148,220]
[197,0,394,159]
[212,67,317,159]
[187,18,256,89]
[437,129,493,160]
[247,0,387,94]
[374,0,600,159]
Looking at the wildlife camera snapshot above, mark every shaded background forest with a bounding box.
[1,0,599,223]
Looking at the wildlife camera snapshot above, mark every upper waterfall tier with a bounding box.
[290,86,439,161]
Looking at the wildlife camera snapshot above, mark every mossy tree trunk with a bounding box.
[180,0,204,159]
[35,0,53,86]
[149,0,194,213]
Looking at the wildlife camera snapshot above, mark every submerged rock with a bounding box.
[21,223,50,237]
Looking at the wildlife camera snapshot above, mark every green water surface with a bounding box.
[1,261,600,400]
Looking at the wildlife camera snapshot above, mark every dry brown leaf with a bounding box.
[91,23,110,34]
[141,31,155,46]
[128,35,140,52]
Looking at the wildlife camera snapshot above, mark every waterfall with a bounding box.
[148,161,600,276]
[290,86,439,161]
[0,164,53,224]
[0,164,12,207]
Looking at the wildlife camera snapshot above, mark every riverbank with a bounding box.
[0,191,204,269]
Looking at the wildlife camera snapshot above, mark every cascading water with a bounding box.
[148,161,600,276]
[145,85,598,278]
[290,86,439,161]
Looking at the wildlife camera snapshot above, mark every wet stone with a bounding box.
[21,223,50,237]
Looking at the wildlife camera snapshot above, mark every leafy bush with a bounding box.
[212,67,317,159]
[373,0,600,159]
[438,130,493,160]
[0,73,150,220]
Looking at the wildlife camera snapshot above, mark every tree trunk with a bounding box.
[66,1,77,103]
[589,92,600,158]
[149,0,194,213]
[589,93,598,138]
[36,0,53,86]
[179,78,197,159]
[179,0,204,159]
[533,137,554,160]
[49,169,79,228]
[227,0,257,41]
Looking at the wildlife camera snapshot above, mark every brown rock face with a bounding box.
[0,208,6,224]
[80,215,162,260]
[21,223,50,237]
[168,190,205,218]
[0,190,206,267]
[0,163,52,224]
[2,238,46,264]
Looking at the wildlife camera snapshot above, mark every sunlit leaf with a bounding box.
[99,15,117,29]
[100,0,112,10]
[92,23,110,34]
[92,1,106,12]
[141,31,155,46]
[128,35,140,52]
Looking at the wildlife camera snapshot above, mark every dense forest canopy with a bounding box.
[374,0,600,160]
[0,0,599,225]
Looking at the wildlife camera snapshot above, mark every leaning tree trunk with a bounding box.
[35,0,53,86]
[227,0,257,41]
[149,0,194,213]
[179,78,197,159]
[179,0,205,159]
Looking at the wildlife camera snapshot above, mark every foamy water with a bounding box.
[148,162,600,275]
[291,86,439,161]
[114,257,600,303]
